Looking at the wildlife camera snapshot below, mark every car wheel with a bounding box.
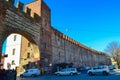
[20,75,23,78]
[103,71,108,76]
[31,74,36,77]
[88,72,93,76]
[56,73,60,76]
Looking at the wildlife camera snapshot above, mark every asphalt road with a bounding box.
[17,72,120,80]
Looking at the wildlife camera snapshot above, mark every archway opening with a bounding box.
[2,33,40,76]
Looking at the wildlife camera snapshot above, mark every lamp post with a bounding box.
[64,39,67,62]
[35,61,38,68]
[49,63,52,73]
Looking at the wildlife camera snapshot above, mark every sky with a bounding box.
[14,0,120,52]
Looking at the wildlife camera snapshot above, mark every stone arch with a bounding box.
[0,24,41,58]
[0,0,41,68]
[0,0,53,74]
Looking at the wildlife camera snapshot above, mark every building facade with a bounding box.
[3,33,40,75]
[18,34,40,76]
[0,0,111,73]
[0,53,7,69]
[4,34,22,69]
[25,0,52,72]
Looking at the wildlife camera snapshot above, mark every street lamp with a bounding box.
[49,63,52,67]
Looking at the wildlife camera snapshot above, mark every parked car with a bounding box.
[87,65,109,76]
[55,68,78,76]
[77,66,90,73]
[109,65,116,70]
[20,68,40,77]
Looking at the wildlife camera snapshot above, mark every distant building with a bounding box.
[0,53,7,69]
[4,34,22,69]
[111,58,117,66]
[4,33,40,76]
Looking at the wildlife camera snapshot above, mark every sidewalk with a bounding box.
[110,69,120,74]
[113,69,120,73]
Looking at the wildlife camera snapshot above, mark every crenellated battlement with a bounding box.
[0,0,41,23]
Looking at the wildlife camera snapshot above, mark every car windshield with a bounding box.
[61,69,66,72]
[25,71,28,73]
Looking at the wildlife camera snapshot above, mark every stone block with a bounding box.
[18,2,24,11]
[9,0,14,5]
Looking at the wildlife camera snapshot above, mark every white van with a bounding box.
[20,68,40,77]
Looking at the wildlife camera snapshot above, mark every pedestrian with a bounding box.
[7,69,13,80]
[13,69,17,80]
[3,69,7,80]
[11,69,15,80]
[0,69,4,80]
[6,70,10,80]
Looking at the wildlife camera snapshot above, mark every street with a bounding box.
[17,71,120,80]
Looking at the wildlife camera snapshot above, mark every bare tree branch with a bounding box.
[105,41,120,68]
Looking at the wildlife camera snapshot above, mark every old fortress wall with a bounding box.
[0,0,111,70]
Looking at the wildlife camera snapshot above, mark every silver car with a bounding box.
[55,68,78,76]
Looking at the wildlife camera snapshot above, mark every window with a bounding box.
[26,7,31,16]
[45,19,47,27]
[12,60,15,65]
[12,49,15,55]
[13,35,17,41]
[44,43,47,49]
[27,53,30,58]
[28,42,31,47]
[7,63,11,69]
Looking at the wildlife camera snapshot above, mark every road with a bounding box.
[17,71,120,80]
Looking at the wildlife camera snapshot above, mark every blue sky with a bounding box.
[14,0,120,52]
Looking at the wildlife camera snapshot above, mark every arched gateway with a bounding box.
[0,0,52,73]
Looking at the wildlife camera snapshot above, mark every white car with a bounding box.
[20,68,40,77]
[55,68,78,76]
[87,65,109,76]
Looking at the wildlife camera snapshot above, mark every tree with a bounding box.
[105,41,120,68]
